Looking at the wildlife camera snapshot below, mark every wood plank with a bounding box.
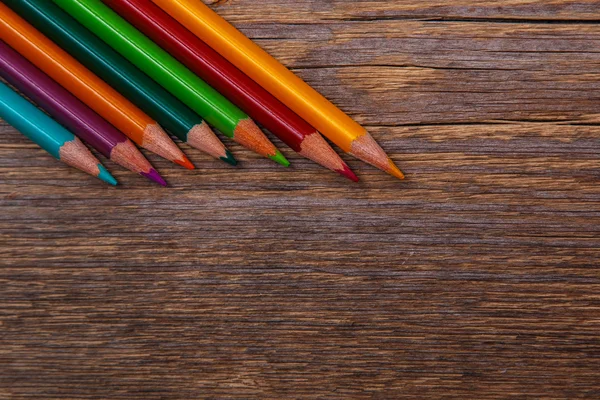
[1,1,600,398]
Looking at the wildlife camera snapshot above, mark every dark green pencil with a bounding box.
[5,0,236,165]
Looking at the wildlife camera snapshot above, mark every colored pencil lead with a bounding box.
[173,154,195,170]
[96,163,119,186]
[222,150,238,166]
[341,165,360,183]
[388,160,406,180]
[270,151,291,168]
[142,123,194,170]
[185,121,235,165]
[110,140,166,186]
[231,118,289,166]
[297,131,358,182]
[350,132,404,180]
[141,168,168,187]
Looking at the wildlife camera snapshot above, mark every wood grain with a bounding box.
[1,0,599,398]
[210,0,600,21]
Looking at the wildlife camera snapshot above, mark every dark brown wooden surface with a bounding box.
[1,1,600,398]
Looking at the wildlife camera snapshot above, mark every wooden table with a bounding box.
[1,1,599,398]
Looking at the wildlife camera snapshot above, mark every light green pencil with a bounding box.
[0,81,117,185]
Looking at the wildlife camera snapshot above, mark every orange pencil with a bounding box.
[0,3,193,169]
[153,0,403,179]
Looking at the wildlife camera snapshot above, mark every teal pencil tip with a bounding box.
[97,164,118,186]
[221,150,238,166]
[269,150,290,167]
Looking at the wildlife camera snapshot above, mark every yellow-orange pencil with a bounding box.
[0,2,193,169]
[153,0,404,180]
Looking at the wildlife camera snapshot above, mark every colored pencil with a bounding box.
[104,0,358,182]
[5,0,235,166]
[152,0,404,180]
[0,81,117,185]
[53,0,289,167]
[0,3,193,170]
[0,40,166,186]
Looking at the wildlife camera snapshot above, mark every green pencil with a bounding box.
[5,0,236,166]
[53,0,289,167]
[0,81,117,185]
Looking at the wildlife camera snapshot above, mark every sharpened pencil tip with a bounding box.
[175,154,195,170]
[269,150,290,167]
[349,132,405,180]
[387,158,405,180]
[141,168,168,187]
[338,164,360,183]
[221,150,238,166]
[97,164,118,186]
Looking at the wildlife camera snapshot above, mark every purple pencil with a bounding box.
[0,40,166,186]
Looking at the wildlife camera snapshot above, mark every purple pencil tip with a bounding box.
[141,169,168,187]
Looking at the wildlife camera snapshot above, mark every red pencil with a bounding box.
[103,0,358,182]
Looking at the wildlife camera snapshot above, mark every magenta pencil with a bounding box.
[0,40,166,186]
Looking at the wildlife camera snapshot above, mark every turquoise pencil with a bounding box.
[0,81,117,185]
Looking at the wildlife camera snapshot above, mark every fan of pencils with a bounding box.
[0,0,404,185]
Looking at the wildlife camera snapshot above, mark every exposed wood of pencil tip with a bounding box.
[142,123,194,169]
[112,140,166,186]
[110,139,153,175]
[232,117,278,158]
[350,132,404,180]
[58,137,101,176]
[298,131,359,182]
[186,122,228,160]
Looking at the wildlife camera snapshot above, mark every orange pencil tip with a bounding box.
[175,154,195,170]
[387,159,405,180]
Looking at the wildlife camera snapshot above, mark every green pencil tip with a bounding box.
[97,164,118,186]
[221,150,238,166]
[269,150,290,167]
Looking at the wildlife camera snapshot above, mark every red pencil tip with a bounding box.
[175,154,195,170]
[339,164,360,183]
